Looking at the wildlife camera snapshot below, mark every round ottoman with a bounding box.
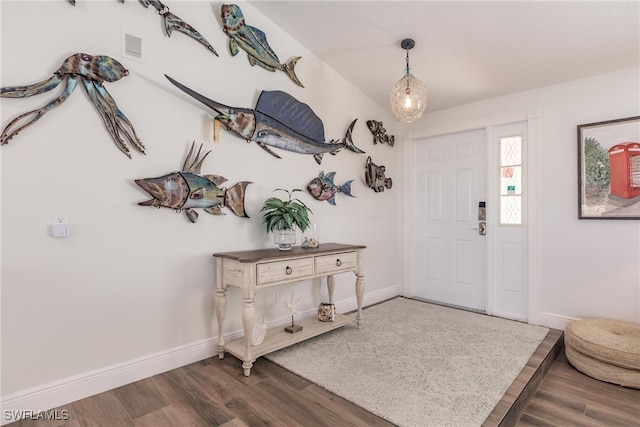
[565,318,640,388]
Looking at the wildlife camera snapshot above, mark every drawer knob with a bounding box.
[336,259,342,267]
[285,266,293,275]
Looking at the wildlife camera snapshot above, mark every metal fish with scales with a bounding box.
[165,75,365,164]
[221,4,302,87]
[135,142,251,223]
[307,171,355,206]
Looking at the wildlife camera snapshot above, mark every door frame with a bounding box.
[402,109,541,320]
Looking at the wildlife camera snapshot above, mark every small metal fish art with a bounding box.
[165,75,365,164]
[221,4,303,87]
[366,120,395,147]
[365,156,392,193]
[1,53,143,157]
[68,0,218,56]
[135,142,251,223]
[307,171,355,206]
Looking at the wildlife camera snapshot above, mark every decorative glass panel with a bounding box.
[500,135,523,225]
[500,196,522,225]
[500,136,522,166]
[500,166,522,195]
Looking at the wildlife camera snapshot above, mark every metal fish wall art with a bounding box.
[135,142,251,223]
[165,75,365,164]
[365,156,392,193]
[1,53,143,158]
[221,4,303,87]
[366,120,395,147]
[307,171,355,206]
[68,0,218,56]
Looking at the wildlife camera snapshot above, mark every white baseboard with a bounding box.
[336,284,400,314]
[0,285,399,425]
[530,311,581,331]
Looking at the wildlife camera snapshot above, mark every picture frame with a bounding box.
[577,116,640,219]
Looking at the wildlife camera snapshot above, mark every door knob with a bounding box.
[471,222,486,235]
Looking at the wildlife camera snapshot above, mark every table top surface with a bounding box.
[213,242,366,263]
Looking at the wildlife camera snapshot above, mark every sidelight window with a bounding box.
[499,135,523,225]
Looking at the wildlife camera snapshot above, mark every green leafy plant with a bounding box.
[260,189,312,233]
[583,136,610,204]
[584,136,610,189]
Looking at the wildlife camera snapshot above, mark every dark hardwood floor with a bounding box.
[516,351,640,427]
[7,328,639,427]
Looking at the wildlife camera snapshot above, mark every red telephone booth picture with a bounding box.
[608,142,640,199]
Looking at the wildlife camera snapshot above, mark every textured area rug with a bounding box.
[265,297,549,427]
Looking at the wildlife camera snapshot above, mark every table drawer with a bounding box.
[315,251,357,274]
[257,257,314,285]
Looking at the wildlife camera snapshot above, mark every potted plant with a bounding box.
[261,189,312,250]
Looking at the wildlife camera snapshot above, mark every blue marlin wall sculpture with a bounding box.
[165,75,365,164]
[221,4,303,87]
[135,142,251,223]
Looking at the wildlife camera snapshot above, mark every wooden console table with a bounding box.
[213,243,366,376]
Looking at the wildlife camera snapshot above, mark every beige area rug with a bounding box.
[265,297,549,427]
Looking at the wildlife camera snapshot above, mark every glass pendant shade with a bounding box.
[389,38,428,123]
[390,73,427,123]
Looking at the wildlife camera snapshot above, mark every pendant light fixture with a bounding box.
[389,38,427,123]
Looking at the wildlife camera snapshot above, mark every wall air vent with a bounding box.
[122,30,143,61]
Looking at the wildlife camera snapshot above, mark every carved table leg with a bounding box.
[327,274,335,303]
[355,273,364,329]
[215,287,227,359]
[242,295,255,376]
[355,250,365,329]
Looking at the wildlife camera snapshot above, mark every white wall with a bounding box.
[405,66,640,329]
[0,0,399,410]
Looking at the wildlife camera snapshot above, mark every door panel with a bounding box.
[490,121,529,320]
[412,129,486,311]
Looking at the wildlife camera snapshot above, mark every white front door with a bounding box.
[412,129,487,311]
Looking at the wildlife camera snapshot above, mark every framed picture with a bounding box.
[578,116,640,219]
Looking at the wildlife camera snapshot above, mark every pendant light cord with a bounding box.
[405,48,411,75]
[405,48,411,94]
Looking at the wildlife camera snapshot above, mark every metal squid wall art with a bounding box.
[68,0,218,56]
[221,4,303,87]
[366,120,395,147]
[307,171,355,206]
[1,53,144,158]
[165,75,365,164]
[135,142,251,223]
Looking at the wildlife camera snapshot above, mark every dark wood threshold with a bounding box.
[483,329,564,426]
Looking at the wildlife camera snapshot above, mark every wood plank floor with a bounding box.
[484,329,564,426]
[7,328,639,426]
[516,351,640,427]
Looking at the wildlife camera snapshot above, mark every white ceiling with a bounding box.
[248,1,640,113]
